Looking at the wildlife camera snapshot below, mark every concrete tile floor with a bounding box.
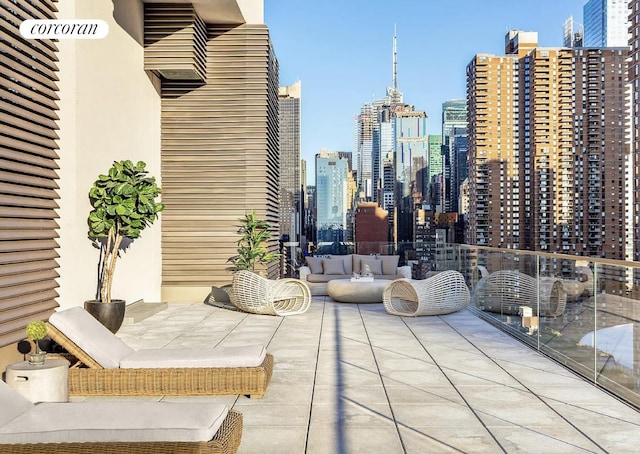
[75,297,640,453]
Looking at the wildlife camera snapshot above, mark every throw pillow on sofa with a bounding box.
[352,254,371,274]
[328,255,353,274]
[379,255,400,275]
[322,258,346,275]
[360,257,383,275]
[305,256,323,274]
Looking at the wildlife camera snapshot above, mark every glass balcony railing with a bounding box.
[456,245,640,409]
[305,241,640,408]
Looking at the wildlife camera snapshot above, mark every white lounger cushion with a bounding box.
[120,345,267,368]
[0,400,228,444]
[49,307,267,369]
[0,379,33,427]
[49,306,134,369]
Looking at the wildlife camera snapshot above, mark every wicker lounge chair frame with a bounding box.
[47,323,273,398]
[2,409,242,454]
[230,270,311,316]
[383,270,471,316]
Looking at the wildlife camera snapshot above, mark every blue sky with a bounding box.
[265,0,586,180]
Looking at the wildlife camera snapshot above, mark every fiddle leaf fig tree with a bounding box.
[88,160,164,303]
[228,210,279,273]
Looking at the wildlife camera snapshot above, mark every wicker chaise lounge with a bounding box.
[383,270,471,316]
[231,270,311,316]
[0,379,242,454]
[47,307,273,398]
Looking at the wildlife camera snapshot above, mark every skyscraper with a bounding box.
[355,103,376,200]
[441,100,468,214]
[629,0,640,288]
[563,15,584,48]
[583,0,629,47]
[394,106,428,244]
[467,30,629,260]
[315,150,350,244]
[278,81,302,241]
[427,134,443,210]
[355,28,403,204]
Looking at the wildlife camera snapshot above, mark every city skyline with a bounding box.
[265,0,587,180]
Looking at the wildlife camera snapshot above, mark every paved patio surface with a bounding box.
[77,297,640,453]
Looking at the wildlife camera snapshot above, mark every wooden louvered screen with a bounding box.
[144,3,206,82]
[0,0,60,347]
[160,24,280,291]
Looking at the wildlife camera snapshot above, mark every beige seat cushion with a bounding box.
[119,345,266,369]
[306,274,335,283]
[0,401,228,444]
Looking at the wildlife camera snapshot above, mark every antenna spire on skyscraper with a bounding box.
[386,24,402,104]
[393,23,398,92]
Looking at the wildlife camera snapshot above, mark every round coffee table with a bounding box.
[326,279,391,303]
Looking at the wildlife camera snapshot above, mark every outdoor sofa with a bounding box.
[299,254,411,295]
[0,378,242,453]
[47,307,273,398]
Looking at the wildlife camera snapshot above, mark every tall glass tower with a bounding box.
[441,100,467,213]
[394,106,428,243]
[315,150,349,244]
[583,0,629,47]
[355,103,376,200]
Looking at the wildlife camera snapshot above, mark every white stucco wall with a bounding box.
[238,0,264,23]
[56,0,162,309]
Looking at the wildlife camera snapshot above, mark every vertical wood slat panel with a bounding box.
[0,0,60,347]
[160,23,280,287]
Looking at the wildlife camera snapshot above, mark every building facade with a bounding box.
[278,81,302,242]
[0,0,61,355]
[583,0,629,47]
[441,100,468,214]
[159,15,280,298]
[354,203,389,254]
[394,106,428,245]
[427,134,443,211]
[629,0,640,285]
[355,103,377,200]
[467,30,629,261]
[563,15,584,48]
[0,0,276,370]
[315,150,349,244]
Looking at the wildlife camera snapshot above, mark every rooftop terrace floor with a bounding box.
[80,297,640,453]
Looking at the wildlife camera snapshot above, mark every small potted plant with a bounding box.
[228,210,280,275]
[25,321,47,365]
[87,160,164,332]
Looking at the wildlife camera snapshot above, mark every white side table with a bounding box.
[5,358,70,403]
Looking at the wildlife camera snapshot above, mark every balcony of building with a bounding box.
[83,242,640,452]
